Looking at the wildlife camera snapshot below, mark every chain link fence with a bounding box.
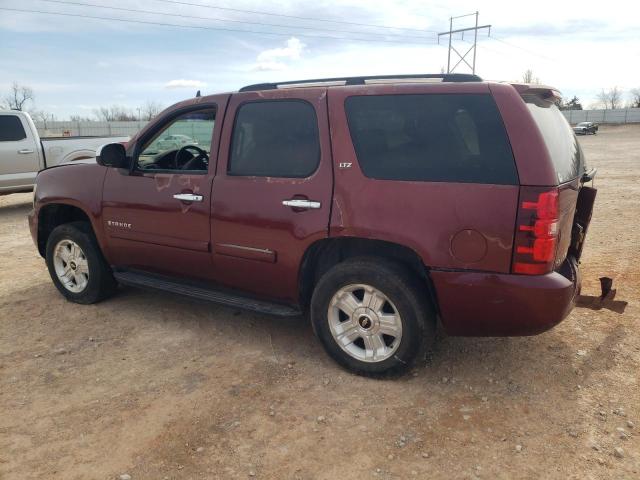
[34,121,149,138]
[33,108,640,139]
[562,108,640,124]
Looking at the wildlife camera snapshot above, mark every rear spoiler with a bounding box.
[509,83,562,102]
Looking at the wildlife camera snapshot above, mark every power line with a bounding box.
[457,31,559,64]
[486,35,557,62]
[34,0,436,40]
[0,7,438,45]
[149,0,439,33]
[438,11,490,74]
[473,40,561,67]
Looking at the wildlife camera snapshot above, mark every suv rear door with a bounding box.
[210,88,333,303]
[327,83,521,273]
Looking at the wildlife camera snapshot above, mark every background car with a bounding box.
[0,110,129,195]
[573,121,599,135]
[154,134,198,151]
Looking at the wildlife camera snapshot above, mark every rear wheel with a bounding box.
[45,222,117,304]
[311,258,435,377]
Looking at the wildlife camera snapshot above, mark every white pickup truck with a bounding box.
[0,110,129,194]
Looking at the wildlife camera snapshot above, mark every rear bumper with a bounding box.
[430,257,581,336]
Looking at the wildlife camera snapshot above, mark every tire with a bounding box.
[310,257,436,377]
[45,221,117,304]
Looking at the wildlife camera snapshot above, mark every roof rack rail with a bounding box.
[239,73,483,92]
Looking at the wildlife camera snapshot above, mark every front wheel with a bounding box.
[45,222,117,304]
[310,258,436,377]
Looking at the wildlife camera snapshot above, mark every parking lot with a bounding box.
[0,125,638,479]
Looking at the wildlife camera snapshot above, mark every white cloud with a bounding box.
[254,37,306,71]
[3,0,640,118]
[164,79,207,89]
[253,61,287,72]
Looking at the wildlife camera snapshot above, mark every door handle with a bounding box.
[173,193,203,202]
[18,149,35,154]
[282,199,321,209]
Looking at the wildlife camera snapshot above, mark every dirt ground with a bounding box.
[1,125,638,480]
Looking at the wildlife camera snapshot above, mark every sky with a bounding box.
[0,0,639,119]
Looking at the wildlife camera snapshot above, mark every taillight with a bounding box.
[512,188,559,275]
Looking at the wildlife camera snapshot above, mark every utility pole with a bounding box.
[438,12,491,74]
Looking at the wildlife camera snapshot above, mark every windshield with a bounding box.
[524,95,583,183]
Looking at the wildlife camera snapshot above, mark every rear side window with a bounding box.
[524,96,582,183]
[344,94,517,184]
[229,100,320,177]
[0,115,27,141]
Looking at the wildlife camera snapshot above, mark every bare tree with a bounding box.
[629,88,640,108]
[140,101,164,121]
[93,105,137,121]
[30,110,54,123]
[522,69,540,84]
[555,95,582,111]
[69,114,94,122]
[596,87,624,110]
[93,106,114,121]
[610,87,623,109]
[3,82,34,111]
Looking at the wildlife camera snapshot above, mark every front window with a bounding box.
[137,108,215,172]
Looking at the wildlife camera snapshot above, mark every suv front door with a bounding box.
[102,97,228,279]
[211,88,333,303]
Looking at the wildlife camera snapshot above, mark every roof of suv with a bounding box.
[239,73,483,92]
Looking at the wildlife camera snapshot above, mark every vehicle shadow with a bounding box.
[8,278,617,392]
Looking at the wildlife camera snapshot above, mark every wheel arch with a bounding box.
[37,203,95,257]
[60,149,97,163]
[298,236,439,313]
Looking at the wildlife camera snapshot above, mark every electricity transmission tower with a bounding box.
[438,12,491,74]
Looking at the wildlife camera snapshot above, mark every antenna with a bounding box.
[438,12,491,74]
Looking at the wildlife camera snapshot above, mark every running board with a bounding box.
[113,271,301,317]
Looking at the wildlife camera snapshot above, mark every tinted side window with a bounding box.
[229,100,320,178]
[0,115,27,141]
[345,94,518,185]
[524,96,581,183]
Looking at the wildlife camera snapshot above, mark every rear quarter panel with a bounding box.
[327,83,519,273]
[489,83,557,186]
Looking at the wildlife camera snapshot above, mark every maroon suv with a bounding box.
[28,74,597,376]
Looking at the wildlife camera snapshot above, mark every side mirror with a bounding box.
[96,143,129,169]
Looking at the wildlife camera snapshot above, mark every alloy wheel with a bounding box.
[52,239,89,293]
[327,284,403,362]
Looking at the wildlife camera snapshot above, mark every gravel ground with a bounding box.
[0,125,638,480]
